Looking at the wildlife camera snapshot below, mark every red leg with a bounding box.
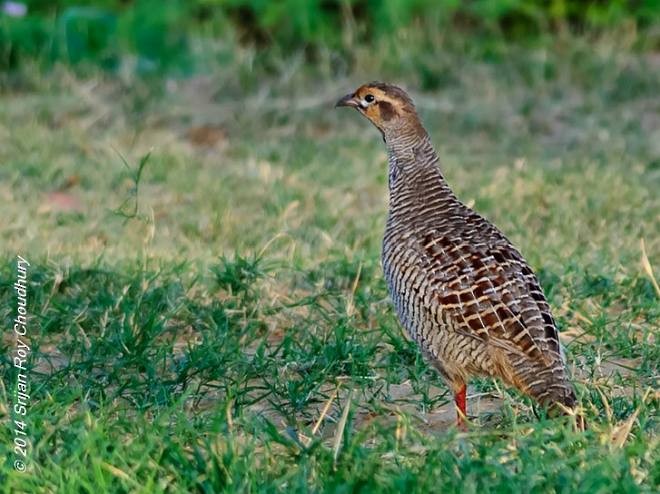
[455,384,467,430]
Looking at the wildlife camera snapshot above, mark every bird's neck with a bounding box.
[383,117,427,154]
[385,126,454,196]
[384,124,460,228]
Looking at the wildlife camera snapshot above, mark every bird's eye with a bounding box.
[364,94,375,103]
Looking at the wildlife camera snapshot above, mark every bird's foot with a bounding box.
[455,384,468,431]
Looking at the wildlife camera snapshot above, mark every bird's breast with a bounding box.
[382,221,432,336]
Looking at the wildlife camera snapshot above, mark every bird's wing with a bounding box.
[419,227,563,368]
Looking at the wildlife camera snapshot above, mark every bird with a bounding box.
[336,82,584,429]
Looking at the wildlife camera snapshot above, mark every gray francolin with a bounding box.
[337,82,584,429]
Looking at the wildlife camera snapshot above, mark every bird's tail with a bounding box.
[521,375,587,430]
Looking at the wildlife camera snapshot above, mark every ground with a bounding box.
[0,38,658,492]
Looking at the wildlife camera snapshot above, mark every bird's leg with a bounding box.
[455,384,467,430]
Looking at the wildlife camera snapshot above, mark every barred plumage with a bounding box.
[337,82,582,427]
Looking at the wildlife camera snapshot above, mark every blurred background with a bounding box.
[1,1,658,263]
[2,1,659,77]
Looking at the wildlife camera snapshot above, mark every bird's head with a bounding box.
[335,82,424,140]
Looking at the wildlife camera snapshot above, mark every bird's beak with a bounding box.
[335,93,359,108]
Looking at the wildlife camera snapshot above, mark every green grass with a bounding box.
[0,35,659,492]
